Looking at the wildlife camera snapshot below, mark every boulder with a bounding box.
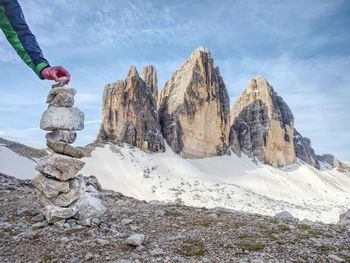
[74,192,106,226]
[47,87,76,107]
[98,65,164,153]
[275,211,296,220]
[45,130,77,144]
[37,192,55,207]
[46,140,84,158]
[338,209,350,225]
[37,177,86,208]
[230,76,295,167]
[158,47,230,158]
[293,129,320,169]
[42,205,77,223]
[31,173,70,199]
[51,176,85,207]
[126,234,145,246]
[35,154,85,181]
[40,106,84,131]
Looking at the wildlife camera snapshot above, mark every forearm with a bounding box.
[0,0,49,78]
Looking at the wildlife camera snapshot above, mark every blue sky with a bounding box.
[0,0,349,161]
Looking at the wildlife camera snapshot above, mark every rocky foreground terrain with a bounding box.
[1,173,349,263]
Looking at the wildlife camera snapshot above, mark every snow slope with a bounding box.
[0,145,38,179]
[80,143,350,224]
[1,140,349,224]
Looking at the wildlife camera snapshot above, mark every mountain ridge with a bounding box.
[97,47,349,172]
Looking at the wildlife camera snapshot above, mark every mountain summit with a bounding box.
[96,47,348,172]
[98,65,165,153]
[229,76,295,167]
[158,47,230,158]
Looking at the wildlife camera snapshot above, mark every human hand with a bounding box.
[41,66,71,83]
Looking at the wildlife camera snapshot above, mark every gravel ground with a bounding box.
[0,173,349,263]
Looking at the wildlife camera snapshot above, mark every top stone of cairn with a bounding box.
[52,77,69,88]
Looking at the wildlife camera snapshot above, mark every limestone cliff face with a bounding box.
[158,47,230,158]
[141,65,158,100]
[293,129,320,169]
[98,65,165,153]
[230,76,296,167]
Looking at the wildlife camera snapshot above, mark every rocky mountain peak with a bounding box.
[230,77,296,167]
[246,76,270,93]
[98,65,164,153]
[190,46,211,58]
[158,47,230,158]
[141,65,158,99]
[127,65,139,78]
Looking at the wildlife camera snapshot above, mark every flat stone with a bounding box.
[43,205,77,223]
[35,154,85,181]
[46,130,77,144]
[47,140,84,158]
[32,173,70,199]
[40,106,84,131]
[47,87,76,107]
[51,177,85,207]
[126,234,144,246]
[52,77,69,88]
[37,192,55,207]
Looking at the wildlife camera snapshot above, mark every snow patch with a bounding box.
[0,146,37,179]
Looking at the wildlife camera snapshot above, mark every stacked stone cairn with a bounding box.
[32,77,106,225]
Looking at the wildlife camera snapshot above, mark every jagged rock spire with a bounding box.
[127,65,139,78]
[229,76,295,167]
[141,65,158,99]
[98,65,165,153]
[158,47,230,158]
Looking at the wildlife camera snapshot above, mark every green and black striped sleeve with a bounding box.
[0,0,50,78]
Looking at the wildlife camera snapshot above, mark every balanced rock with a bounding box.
[46,140,83,158]
[42,205,77,223]
[40,106,84,131]
[293,129,320,169]
[158,47,230,158]
[37,192,55,207]
[46,130,77,144]
[98,65,164,153]
[52,76,69,88]
[51,176,85,207]
[47,87,76,107]
[35,154,85,181]
[31,173,70,199]
[230,76,295,167]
